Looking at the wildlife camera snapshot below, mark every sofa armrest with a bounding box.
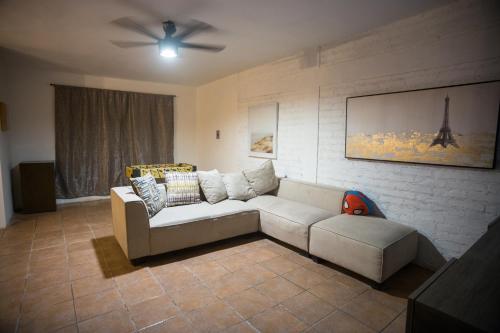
[110,186,150,260]
[276,178,346,215]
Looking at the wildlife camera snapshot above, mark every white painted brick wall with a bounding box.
[197,0,500,269]
[317,0,500,267]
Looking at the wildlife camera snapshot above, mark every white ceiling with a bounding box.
[0,0,451,86]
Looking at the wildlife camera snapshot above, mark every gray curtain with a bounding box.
[54,85,174,198]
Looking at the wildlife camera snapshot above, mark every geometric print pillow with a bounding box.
[130,173,166,217]
[164,172,201,207]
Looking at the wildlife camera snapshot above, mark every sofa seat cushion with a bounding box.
[313,214,415,249]
[149,200,259,256]
[247,195,334,251]
[150,200,257,228]
[248,195,333,226]
[309,214,418,283]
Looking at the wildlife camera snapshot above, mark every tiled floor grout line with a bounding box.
[12,214,67,333]
[24,206,110,332]
[378,305,408,333]
[181,257,227,330]
[244,247,314,328]
[275,265,334,331]
[336,308,377,332]
[342,286,405,333]
[2,204,100,331]
[189,250,316,332]
[143,266,187,332]
[70,211,133,332]
[271,256,378,332]
[135,320,167,333]
[198,254,267,332]
[70,207,90,333]
[243,320,261,333]
[177,245,269,331]
[14,216,38,333]
[69,282,80,333]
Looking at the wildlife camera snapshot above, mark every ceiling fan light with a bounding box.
[160,47,177,58]
[159,41,178,58]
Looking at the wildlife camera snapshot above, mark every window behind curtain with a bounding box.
[54,85,174,199]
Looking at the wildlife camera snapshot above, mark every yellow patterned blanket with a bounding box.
[126,163,196,179]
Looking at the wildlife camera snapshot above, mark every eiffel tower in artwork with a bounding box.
[430,95,459,148]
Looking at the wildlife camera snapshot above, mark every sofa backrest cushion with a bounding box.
[243,160,279,195]
[222,172,257,201]
[276,178,346,215]
[197,169,228,204]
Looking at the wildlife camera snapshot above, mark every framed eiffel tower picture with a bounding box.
[345,80,500,169]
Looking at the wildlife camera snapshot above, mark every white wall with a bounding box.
[196,0,500,269]
[0,63,13,228]
[5,67,198,168]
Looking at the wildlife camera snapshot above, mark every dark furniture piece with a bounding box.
[12,161,56,213]
[406,216,500,333]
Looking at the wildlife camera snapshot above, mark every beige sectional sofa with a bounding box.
[111,178,417,283]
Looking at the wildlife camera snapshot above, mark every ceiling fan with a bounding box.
[111,18,225,58]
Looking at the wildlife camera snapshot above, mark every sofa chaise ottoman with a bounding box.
[309,214,418,283]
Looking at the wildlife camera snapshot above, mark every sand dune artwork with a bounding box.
[248,103,278,158]
[346,81,500,169]
[251,135,274,153]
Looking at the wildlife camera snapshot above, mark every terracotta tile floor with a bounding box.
[0,200,432,333]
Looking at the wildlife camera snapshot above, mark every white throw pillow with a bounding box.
[222,172,257,201]
[243,160,279,195]
[197,169,228,204]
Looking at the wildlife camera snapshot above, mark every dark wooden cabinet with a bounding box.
[12,161,56,213]
[406,217,500,333]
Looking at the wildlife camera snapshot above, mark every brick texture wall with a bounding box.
[196,0,500,269]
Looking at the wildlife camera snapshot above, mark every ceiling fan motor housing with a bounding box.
[162,21,177,37]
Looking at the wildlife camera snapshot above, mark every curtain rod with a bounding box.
[49,83,177,97]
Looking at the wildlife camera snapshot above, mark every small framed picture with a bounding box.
[248,102,279,159]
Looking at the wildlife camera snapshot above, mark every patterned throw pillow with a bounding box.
[130,173,166,217]
[341,190,375,216]
[164,172,201,207]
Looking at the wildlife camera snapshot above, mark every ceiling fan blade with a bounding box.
[111,41,158,48]
[111,17,161,41]
[174,20,214,41]
[179,42,225,52]
[117,0,208,24]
